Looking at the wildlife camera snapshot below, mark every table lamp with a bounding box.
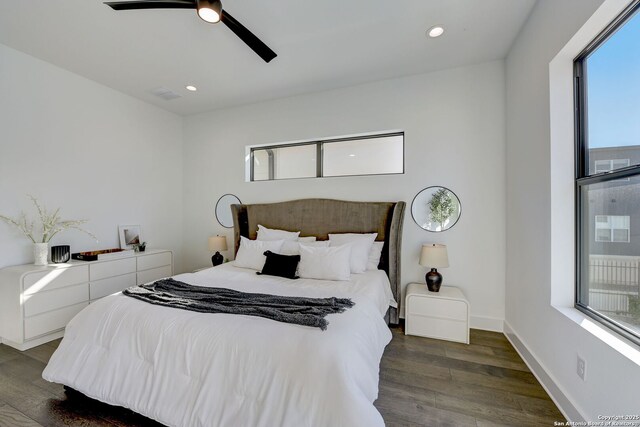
[208,235,228,266]
[419,244,449,292]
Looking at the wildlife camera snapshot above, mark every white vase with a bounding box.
[34,243,48,266]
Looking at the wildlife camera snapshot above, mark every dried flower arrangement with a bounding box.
[0,195,97,243]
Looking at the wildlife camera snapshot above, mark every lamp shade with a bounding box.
[208,236,228,252]
[419,244,449,268]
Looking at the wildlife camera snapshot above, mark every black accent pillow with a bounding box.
[257,250,300,279]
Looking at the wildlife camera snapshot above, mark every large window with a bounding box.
[249,132,403,181]
[575,1,640,344]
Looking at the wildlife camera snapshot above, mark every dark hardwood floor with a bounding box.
[376,328,564,426]
[0,328,564,426]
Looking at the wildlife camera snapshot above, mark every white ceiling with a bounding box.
[0,0,536,116]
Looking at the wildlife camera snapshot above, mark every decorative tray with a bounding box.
[71,248,134,261]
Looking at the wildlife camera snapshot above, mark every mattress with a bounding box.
[42,263,395,427]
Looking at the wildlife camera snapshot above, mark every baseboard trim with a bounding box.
[0,330,64,351]
[503,321,584,422]
[470,315,504,332]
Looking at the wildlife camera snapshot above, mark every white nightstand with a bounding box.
[405,283,470,344]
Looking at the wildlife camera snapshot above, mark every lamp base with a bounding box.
[425,268,442,292]
[211,251,223,266]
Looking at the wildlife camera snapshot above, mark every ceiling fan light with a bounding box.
[197,0,222,23]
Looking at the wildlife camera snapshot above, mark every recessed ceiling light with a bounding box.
[349,154,356,157]
[427,26,445,38]
[186,85,198,92]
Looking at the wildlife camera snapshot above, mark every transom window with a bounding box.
[574,0,640,344]
[248,132,404,182]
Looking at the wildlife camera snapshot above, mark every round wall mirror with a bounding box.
[411,186,461,232]
[215,194,241,228]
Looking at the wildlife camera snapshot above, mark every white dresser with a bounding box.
[0,249,173,351]
[405,283,470,344]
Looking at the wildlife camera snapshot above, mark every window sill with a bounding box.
[552,305,640,366]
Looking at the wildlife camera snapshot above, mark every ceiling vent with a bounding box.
[150,87,182,101]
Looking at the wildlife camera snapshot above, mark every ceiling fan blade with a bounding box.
[104,1,196,11]
[221,10,277,63]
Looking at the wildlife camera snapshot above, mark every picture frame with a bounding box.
[118,225,143,250]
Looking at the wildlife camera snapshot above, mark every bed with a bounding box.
[42,198,406,427]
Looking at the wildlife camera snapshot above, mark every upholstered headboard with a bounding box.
[231,198,405,324]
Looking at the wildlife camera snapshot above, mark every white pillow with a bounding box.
[328,233,378,274]
[366,241,384,271]
[303,240,329,247]
[279,240,328,256]
[257,224,300,241]
[235,236,285,270]
[298,244,351,281]
[297,236,316,242]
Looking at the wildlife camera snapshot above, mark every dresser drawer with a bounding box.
[90,257,136,281]
[24,283,88,317]
[0,249,172,351]
[22,266,88,295]
[90,273,136,300]
[137,252,172,271]
[24,302,88,340]
[137,265,172,285]
[407,295,467,321]
[406,315,468,344]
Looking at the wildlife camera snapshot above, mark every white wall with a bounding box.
[506,0,640,419]
[0,43,184,272]
[183,61,506,329]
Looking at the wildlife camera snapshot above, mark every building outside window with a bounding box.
[574,1,640,344]
[594,215,630,243]
[593,158,630,174]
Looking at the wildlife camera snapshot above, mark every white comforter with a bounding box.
[42,263,394,427]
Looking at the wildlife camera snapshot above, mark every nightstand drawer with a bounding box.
[405,283,470,344]
[407,315,468,343]
[407,295,467,321]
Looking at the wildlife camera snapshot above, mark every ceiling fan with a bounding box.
[104,0,277,63]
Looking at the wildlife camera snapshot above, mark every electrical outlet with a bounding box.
[576,355,586,380]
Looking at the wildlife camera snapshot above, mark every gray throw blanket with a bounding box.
[123,278,354,330]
